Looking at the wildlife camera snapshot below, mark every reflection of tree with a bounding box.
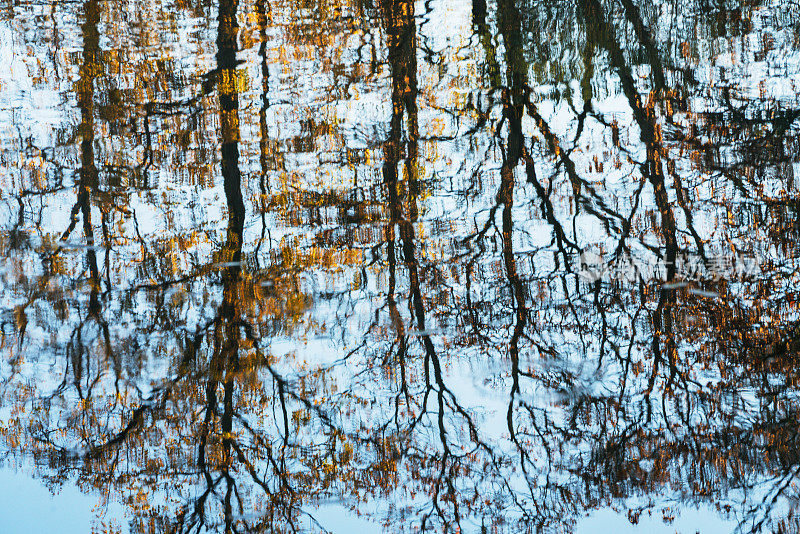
[2,0,800,533]
[515,1,800,532]
[379,1,499,529]
[4,1,329,532]
[467,0,800,531]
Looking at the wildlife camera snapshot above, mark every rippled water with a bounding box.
[1,0,800,532]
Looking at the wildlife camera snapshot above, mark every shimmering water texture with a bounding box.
[1,0,800,532]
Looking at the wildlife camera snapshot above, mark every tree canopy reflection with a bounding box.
[1,0,800,532]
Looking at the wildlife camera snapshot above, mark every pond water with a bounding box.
[1,0,800,532]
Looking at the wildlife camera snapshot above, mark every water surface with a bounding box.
[1,0,800,532]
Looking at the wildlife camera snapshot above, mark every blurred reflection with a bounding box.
[1,0,800,532]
